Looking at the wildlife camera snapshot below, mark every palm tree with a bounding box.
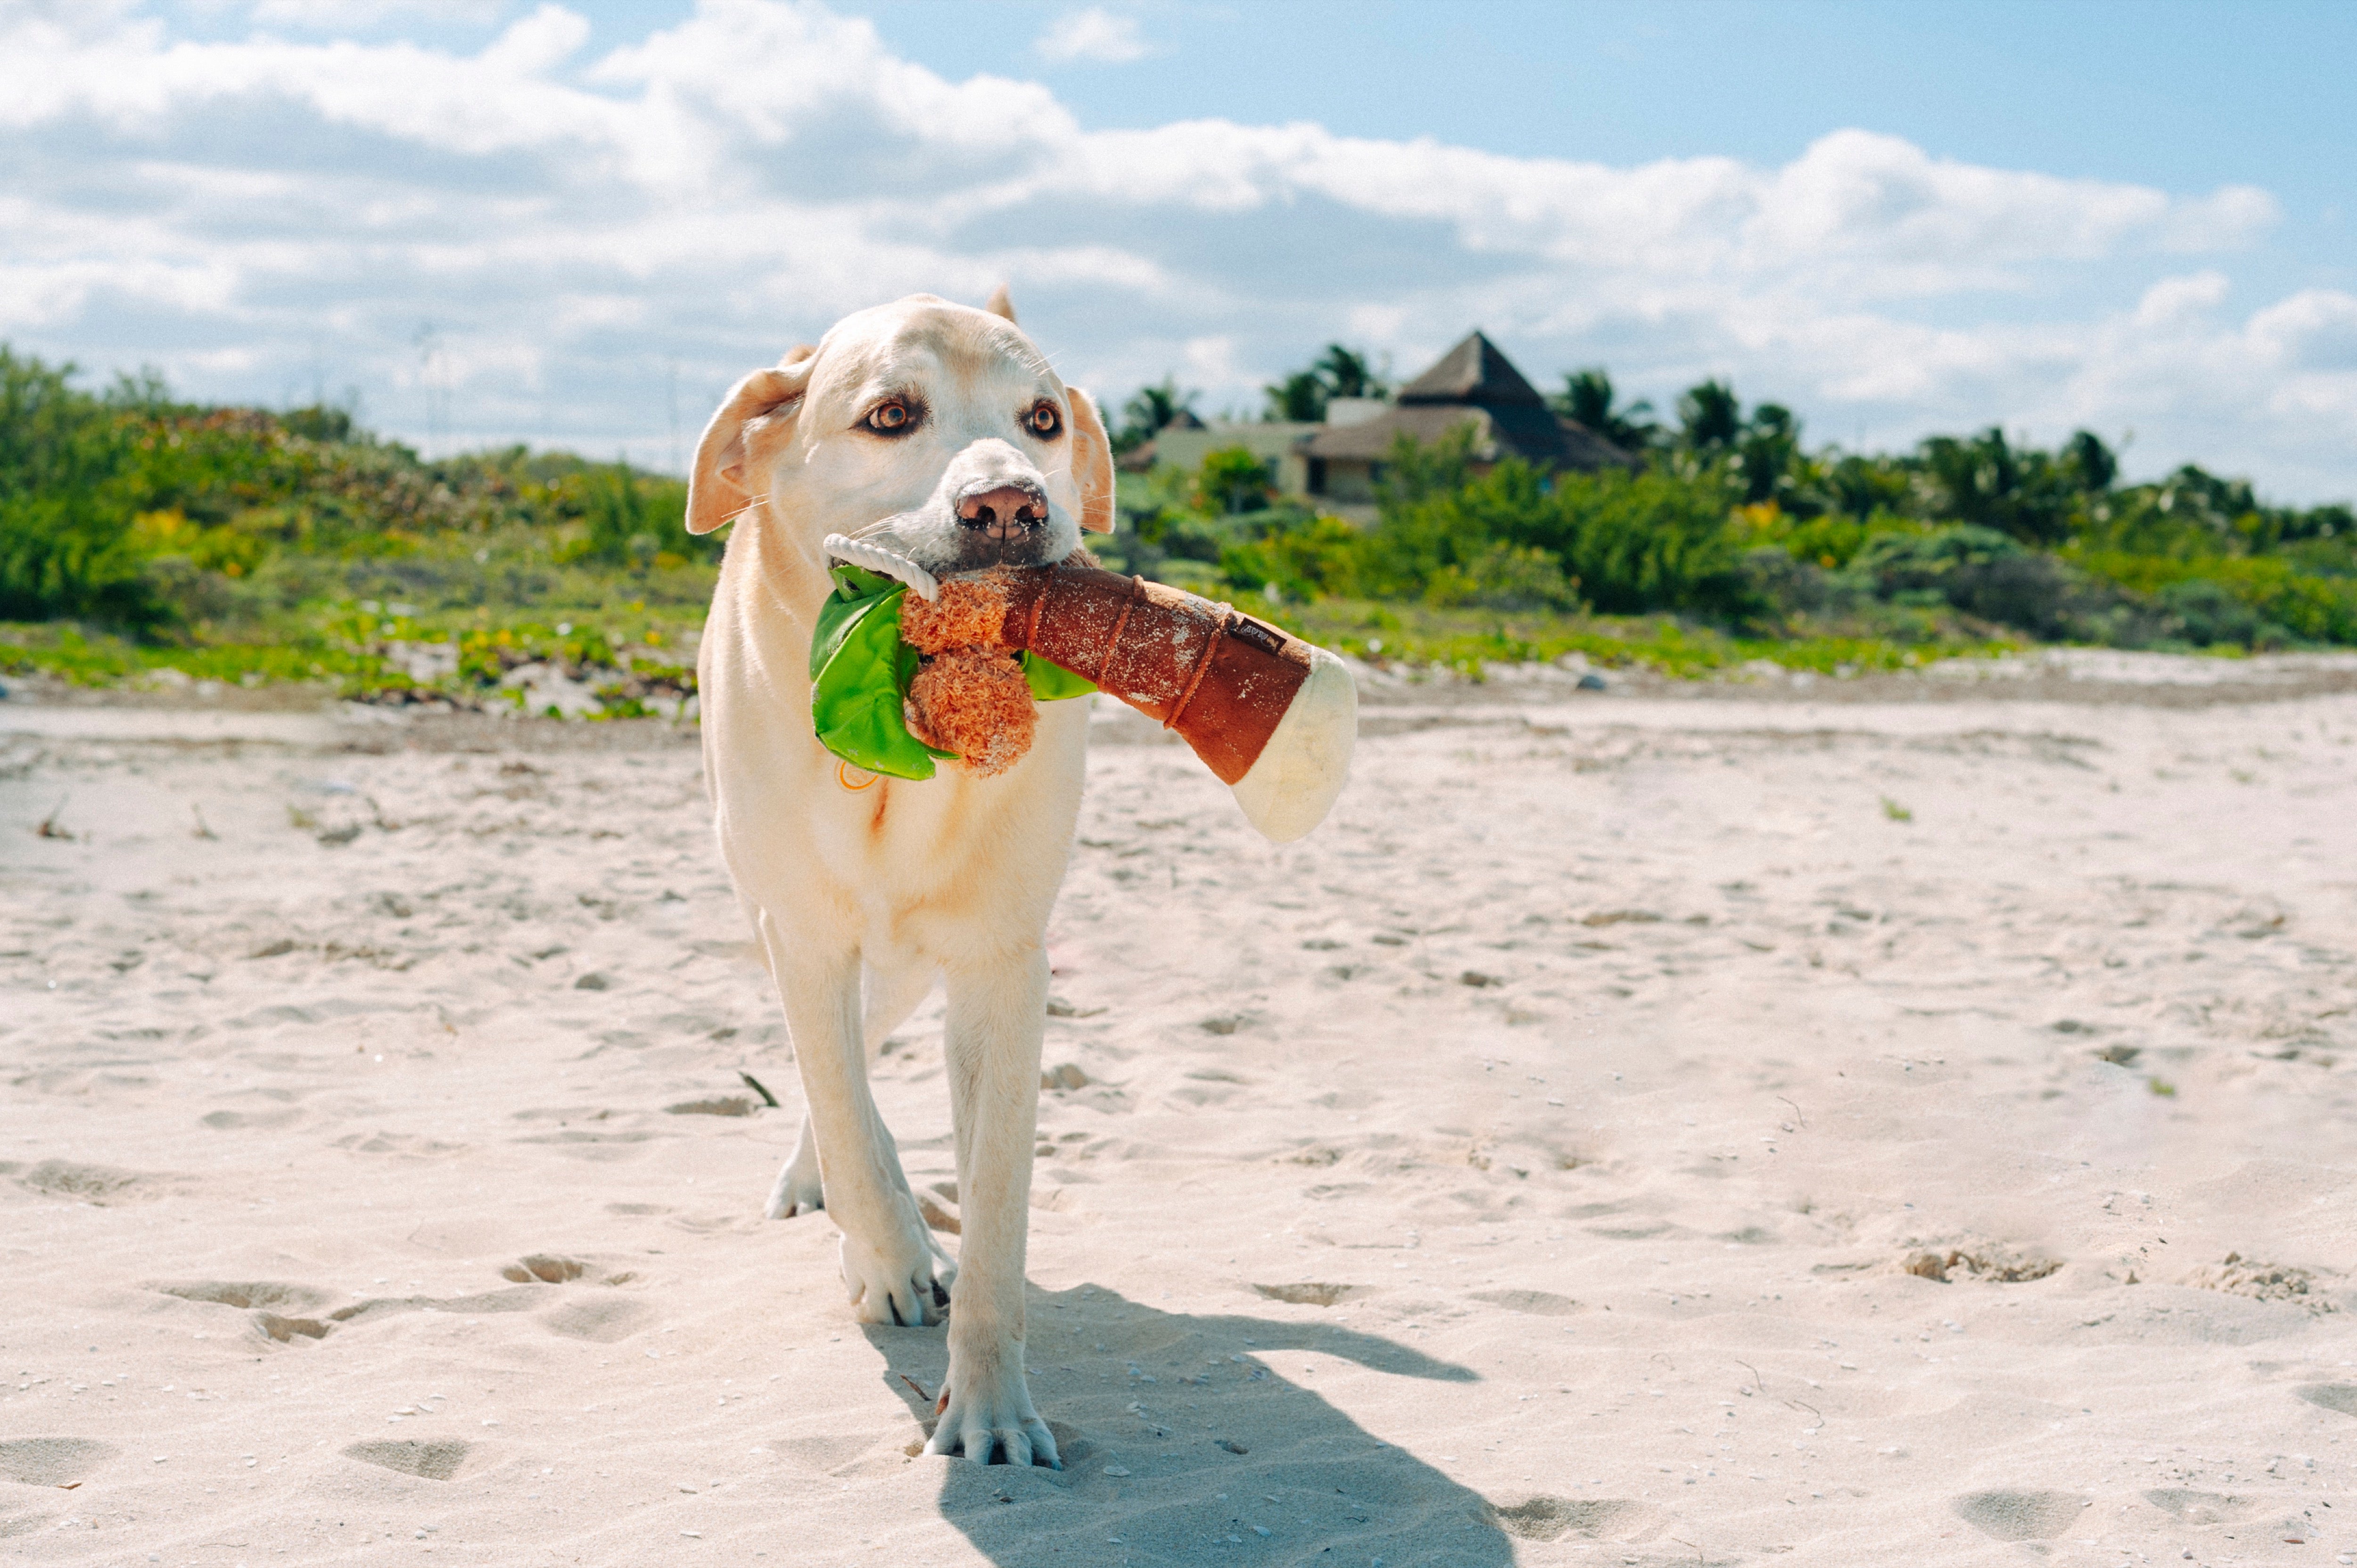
[1117,377,1200,452]
[1262,370,1327,423]
[1551,368,1656,452]
[1676,379,1742,452]
[1313,345,1387,400]
[2064,430,2118,492]
[1734,403,1800,504]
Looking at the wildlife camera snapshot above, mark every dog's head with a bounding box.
[684,292,1113,592]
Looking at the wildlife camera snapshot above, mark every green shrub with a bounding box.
[1544,468,1754,616]
[1354,445,1754,616]
[0,347,723,637]
[2151,579,2274,648]
[1193,447,1274,514]
[0,491,162,626]
[2083,550,2357,646]
[1420,542,1582,611]
[1218,513,1366,601]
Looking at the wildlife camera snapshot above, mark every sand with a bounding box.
[2,665,2354,1567]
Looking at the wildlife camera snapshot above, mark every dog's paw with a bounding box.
[763,1129,825,1220]
[926,1342,1059,1468]
[839,1212,952,1328]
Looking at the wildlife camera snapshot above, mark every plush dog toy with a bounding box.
[809,557,1356,843]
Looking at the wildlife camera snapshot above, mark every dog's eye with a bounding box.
[865,401,915,435]
[1024,402,1063,439]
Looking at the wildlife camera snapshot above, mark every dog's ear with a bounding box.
[1064,386,1115,535]
[685,358,815,535]
[983,284,1017,324]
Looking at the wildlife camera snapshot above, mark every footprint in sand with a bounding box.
[199,1108,301,1131]
[1252,1282,1365,1307]
[157,1281,333,1311]
[343,1439,473,1482]
[1488,1496,1664,1543]
[2144,1488,2253,1525]
[0,1437,116,1487]
[253,1313,332,1342]
[539,1296,655,1343]
[1952,1490,2087,1541]
[664,1095,758,1116]
[15,1158,163,1205]
[502,1255,587,1284]
[330,1132,467,1158]
[1469,1289,1581,1316]
[2185,1253,2332,1311]
[155,1281,336,1343]
[500,1253,641,1287]
[1900,1243,2062,1283]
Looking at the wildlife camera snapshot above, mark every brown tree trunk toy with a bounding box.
[900,560,1357,842]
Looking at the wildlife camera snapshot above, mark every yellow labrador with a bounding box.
[685,291,1111,1468]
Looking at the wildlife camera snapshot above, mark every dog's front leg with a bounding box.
[757,914,947,1328]
[927,945,1057,1467]
[766,958,939,1221]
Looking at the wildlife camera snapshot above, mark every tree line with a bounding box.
[4,337,2352,657]
[1102,344,2356,651]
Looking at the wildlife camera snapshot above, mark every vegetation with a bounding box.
[1095,346,2356,677]
[1261,345,1391,425]
[4,336,2351,706]
[1114,376,1200,455]
[0,347,711,714]
[1550,369,1657,452]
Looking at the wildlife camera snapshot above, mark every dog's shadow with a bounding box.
[864,1283,1517,1565]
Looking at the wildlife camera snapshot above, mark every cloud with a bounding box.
[2133,270,2232,329]
[1034,7,1146,65]
[0,0,2345,497]
[2250,289,2357,374]
[247,0,513,25]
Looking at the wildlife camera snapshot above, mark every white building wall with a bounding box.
[1150,422,1321,498]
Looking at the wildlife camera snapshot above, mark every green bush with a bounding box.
[1545,468,1754,616]
[1193,447,1275,514]
[0,348,716,636]
[1850,525,2162,642]
[1348,436,1754,616]
[2151,579,2274,648]
[2083,550,2357,645]
[0,351,159,624]
[1217,514,1366,601]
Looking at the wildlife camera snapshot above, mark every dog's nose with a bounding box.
[956,483,1047,542]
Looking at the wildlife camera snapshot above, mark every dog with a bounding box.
[685,290,1112,1468]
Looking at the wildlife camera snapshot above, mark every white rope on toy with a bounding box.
[823,533,940,601]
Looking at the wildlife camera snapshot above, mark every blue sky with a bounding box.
[8,0,2354,499]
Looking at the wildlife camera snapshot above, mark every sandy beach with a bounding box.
[3,662,2354,1566]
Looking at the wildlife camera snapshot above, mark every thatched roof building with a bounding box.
[1300,330,1638,502]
